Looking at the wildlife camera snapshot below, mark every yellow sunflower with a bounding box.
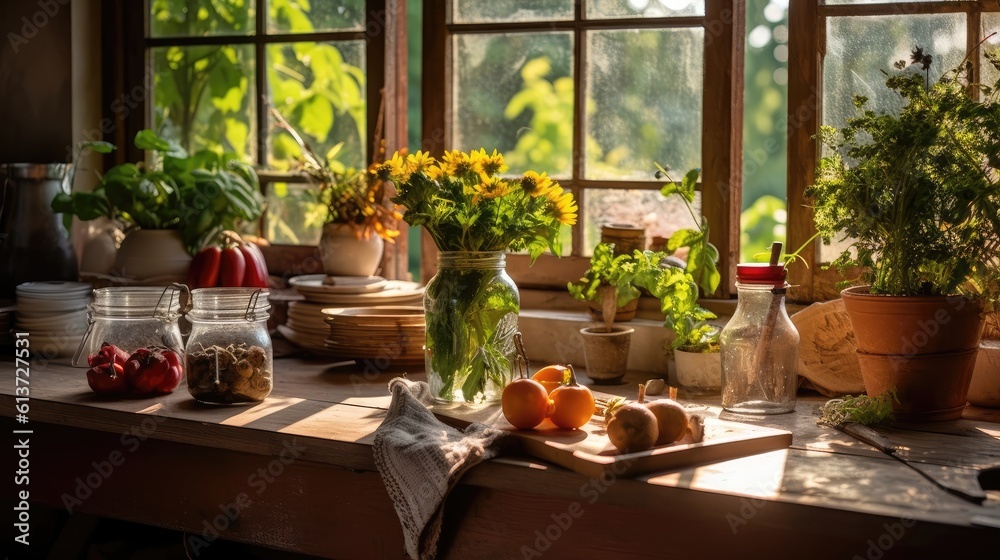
[472,176,513,205]
[471,148,507,179]
[520,171,555,198]
[547,184,578,225]
[406,150,435,174]
[374,151,410,182]
[440,150,474,177]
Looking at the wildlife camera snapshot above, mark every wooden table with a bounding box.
[3,354,1000,559]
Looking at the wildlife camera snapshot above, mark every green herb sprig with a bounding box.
[817,389,898,426]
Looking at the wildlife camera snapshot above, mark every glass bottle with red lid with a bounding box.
[720,260,799,414]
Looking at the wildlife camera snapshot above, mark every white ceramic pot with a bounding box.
[113,229,191,282]
[675,349,722,394]
[968,341,1000,408]
[319,223,384,277]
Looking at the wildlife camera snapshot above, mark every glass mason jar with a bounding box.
[185,288,273,405]
[73,285,186,366]
[424,251,519,403]
[720,264,799,414]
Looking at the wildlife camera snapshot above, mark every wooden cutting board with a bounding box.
[430,396,793,479]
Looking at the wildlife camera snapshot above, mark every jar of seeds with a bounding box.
[185,288,272,404]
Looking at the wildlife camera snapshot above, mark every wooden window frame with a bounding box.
[421,0,745,298]
[101,0,409,279]
[786,0,999,302]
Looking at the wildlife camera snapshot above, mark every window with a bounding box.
[421,0,744,295]
[105,0,408,278]
[787,0,999,301]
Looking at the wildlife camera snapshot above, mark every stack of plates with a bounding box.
[15,281,93,357]
[281,275,424,355]
[323,306,426,367]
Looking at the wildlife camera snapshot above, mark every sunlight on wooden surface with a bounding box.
[219,396,305,426]
[644,449,788,498]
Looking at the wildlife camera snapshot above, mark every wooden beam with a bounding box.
[786,0,822,302]
[701,0,745,298]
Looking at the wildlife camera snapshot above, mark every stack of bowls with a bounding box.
[15,281,93,357]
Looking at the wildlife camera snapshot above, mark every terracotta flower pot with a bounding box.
[840,286,985,355]
[579,326,634,384]
[855,348,978,421]
[842,286,986,421]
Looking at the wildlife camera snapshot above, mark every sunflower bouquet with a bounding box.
[375,148,577,256]
[376,148,577,403]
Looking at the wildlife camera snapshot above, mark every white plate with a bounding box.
[17,298,91,313]
[297,281,424,305]
[17,281,92,295]
[16,318,88,334]
[276,324,340,357]
[289,275,388,294]
[28,334,84,358]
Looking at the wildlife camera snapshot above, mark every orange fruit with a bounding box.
[532,364,571,394]
[501,378,550,430]
[546,366,595,429]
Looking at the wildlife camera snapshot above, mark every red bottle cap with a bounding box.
[736,263,787,287]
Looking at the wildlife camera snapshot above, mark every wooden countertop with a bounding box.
[3,353,1000,559]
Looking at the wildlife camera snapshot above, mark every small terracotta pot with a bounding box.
[587,298,638,322]
[840,286,985,355]
[579,326,634,384]
[855,348,979,421]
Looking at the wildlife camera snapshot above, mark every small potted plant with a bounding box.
[52,130,263,283]
[808,46,1000,420]
[656,167,723,391]
[273,110,401,277]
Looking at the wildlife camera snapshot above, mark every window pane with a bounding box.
[266,182,324,245]
[153,45,256,160]
[983,14,1000,88]
[585,28,703,180]
[268,0,364,33]
[451,0,573,24]
[150,0,255,37]
[267,41,367,171]
[452,32,574,177]
[587,0,705,19]
[582,188,700,256]
[821,13,966,262]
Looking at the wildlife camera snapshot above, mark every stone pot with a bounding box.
[674,349,721,394]
[579,326,634,384]
[319,223,384,277]
[113,229,191,283]
[968,341,1000,408]
[841,286,986,421]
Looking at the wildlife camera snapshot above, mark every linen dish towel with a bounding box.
[373,377,507,560]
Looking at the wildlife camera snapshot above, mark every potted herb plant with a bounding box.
[808,47,1000,420]
[52,130,263,282]
[273,110,401,277]
[656,167,723,391]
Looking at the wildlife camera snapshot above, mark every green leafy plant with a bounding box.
[567,243,717,348]
[52,130,263,254]
[817,389,898,426]
[656,166,721,296]
[808,46,1000,301]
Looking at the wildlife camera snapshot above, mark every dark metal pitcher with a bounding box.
[0,163,78,299]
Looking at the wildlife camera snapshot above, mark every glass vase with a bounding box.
[424,251,519,403]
